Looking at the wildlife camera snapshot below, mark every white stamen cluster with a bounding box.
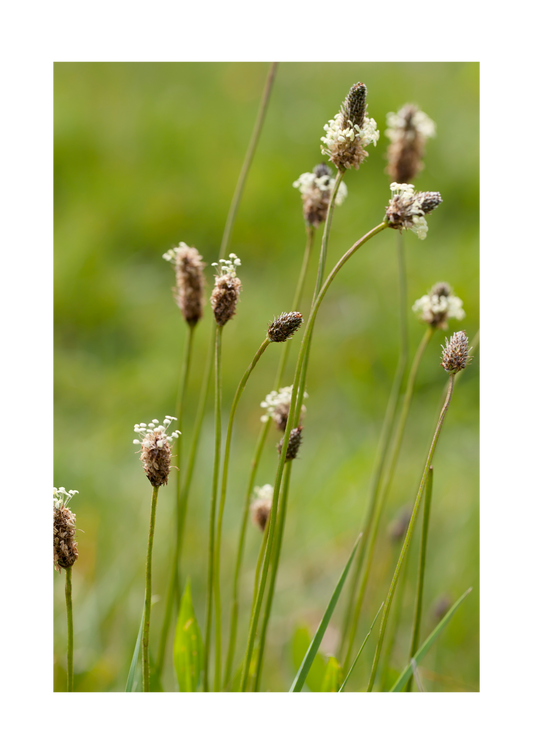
[386,183,443,240]
[250,484,274,532]
[133,416,180,448]
[321,112,380,152]
[162,241,191,263]
[53,487,79,509]
[211,253,241,278]
[260,385,307,432]
[385,108,436,142]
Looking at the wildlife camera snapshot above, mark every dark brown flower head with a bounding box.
[385,183,442,240]
[268,312,303,343]
[341,82,367,130]
[320,83,379,171]
[278,425,303,462]
[53,488,79,573]
[385,104,436,184]
[163,243,206,327]
[210,254,242,327]
[440,331,471,374]
[313,162,332,179]
[388,505,412,543]
[133,416,181,487]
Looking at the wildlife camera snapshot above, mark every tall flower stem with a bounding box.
[240,222,387,691]
[367,375,455,691]
[406,465,434,692]
[213,337,271,691]
[155,323,213,678]
[343,326,433,668]
[253,460,293,691]
[223,226,315,688]
[204,324,223,691]
[339,231,409,657]
[65,567,74,692]
[143,484,160,692]
[219,62,278,261]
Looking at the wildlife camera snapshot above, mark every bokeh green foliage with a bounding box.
[54,62,479,692]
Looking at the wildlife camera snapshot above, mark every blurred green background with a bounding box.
[54,62,479,692]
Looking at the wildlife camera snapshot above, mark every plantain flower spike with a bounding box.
[278,425,303,462]
[385,104,436,184]
[440,331,472,375]
[412,282,465,330]
[210,253,242,327]
[250,484,274,532]
[260,385,307,433]
[292,163,348,227]
[53,488,79,573]
[385,182,442,240]
[163,242,206,327]
[320,82,379,171]
[268,312,303,343]
[133,416,181,487]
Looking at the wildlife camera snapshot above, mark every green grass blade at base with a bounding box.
[339,602,383,692]
[390,587,472,692]
[290,534,362,693]
[174,579,204,692]
[125,608,144,692]
[321,656,342,692]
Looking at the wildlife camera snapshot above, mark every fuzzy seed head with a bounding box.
[385,183,442,240]
[440,331,471,374]
[133,416,180,487]
[412,282,465,329]
[292,164,348,227]
[260,385,307,432]
[320,83,379,171]
[278,425,303,462]
[250,484,273,532]
[385,104,436,184]
[163,242,206,326]
[210,253,242,327]
[53,488,79,573]
[268,312,303,343]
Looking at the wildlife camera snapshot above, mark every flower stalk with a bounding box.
[143,484,159,692]
[65,567,74,692]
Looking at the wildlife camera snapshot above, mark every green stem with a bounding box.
[367,375,455,691]
[204,324,223,691]
[223,226,315,688]
[219,63,278,261]
[213,337,271,691]
[343,326,433,668]
[154,324,195,680]
[65,567,73,692]
[239,222,387,691]
[378,540,411,691]
[339,232,409,657]
[252,518,270,611]
[142,484,159,692]
[253,460,293,691]
[406,465,434,692]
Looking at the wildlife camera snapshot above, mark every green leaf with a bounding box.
[125,608,144,692]
[290,534,362,693]
[390,587,472,692]
[321,656,342,692]
[291,626,327,692]
[339,602,383,692]
[173,579,204,692]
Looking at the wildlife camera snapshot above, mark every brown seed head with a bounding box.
[133,417,181,487]
[320,83,379,171]
[341,82,367,130]
[53,488,79,573]
[164,243,205,327]
[385,184,442,240]
[210,254,242,327]
[278,425,303,462]
[385,104,436,184]
[268,312,303,343]
[440,330,471,374]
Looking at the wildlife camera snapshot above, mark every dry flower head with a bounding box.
[320,83,379,171]
[250,484,274,531]
[385,104,436,184]
[260,385,307,432]
[53,487,79,573]
[412,281,465,329]
[210,253,242,327]
[440,330,472,374]
[133,416,181,487]
[292,163,348,227]
[385,183,442,240]
[163,242,206,326]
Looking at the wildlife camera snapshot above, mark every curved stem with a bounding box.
[239,222,387,690]
[65,567,73,692]
[213,337,270,690]
[142,484,159,692]
[204,324,223,691]
[367,375,455,691]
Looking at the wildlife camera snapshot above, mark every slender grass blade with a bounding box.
[174,579,204,692]
[339,601,383,692]
[125,608,144,692]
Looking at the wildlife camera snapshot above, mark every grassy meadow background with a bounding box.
[54,62,479,692]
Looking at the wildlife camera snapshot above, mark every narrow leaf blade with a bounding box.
[390,587,472,692]
[125,608,144,692]
[339,601,383,692]
[321,656,342,692]
[290,534,362,693]
[173,579,204,692]
[291,626,326,692]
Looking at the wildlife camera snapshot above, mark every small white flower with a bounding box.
[163,241,193,264]
[385,107,436,142]
[412,284,466,329]
[53,487,78,509]
[212,254,242,278]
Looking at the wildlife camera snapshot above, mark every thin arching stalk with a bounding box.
[142,485,159,692]
[65,567,74,692]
